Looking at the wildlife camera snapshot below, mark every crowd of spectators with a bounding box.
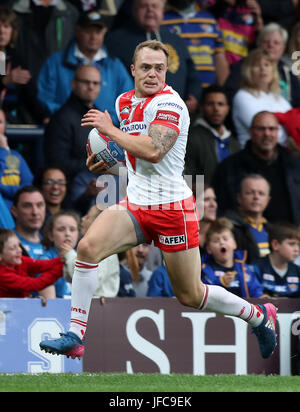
[0,0,300,310]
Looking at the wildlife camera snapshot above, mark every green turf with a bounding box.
[0,373,299,392]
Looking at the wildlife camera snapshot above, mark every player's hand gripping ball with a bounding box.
[87,128,126,175]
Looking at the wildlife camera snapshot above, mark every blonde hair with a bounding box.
[132,40,169,65]
[241,49,280,96]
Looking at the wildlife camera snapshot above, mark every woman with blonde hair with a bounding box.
[232,48,291,148]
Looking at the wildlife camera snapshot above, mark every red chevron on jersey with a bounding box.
[116,84,192,205]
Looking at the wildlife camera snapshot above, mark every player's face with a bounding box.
[0,235,22,267]
[206,230,237,266]
[238,178,270,215]
[131,47,168,97]
[273,238,300,262]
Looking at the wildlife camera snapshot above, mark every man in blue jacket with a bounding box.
[37,10,133,125]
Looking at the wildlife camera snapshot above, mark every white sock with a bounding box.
[69,260,99,340]
[198,284,263,327]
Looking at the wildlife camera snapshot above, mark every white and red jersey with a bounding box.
[115,84,192,205]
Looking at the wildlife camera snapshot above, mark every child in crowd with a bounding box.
[0,229,63,298]
[59,205,120,298]
[202,217,265,298]
[42,210,80,298]
[255,222,300,297]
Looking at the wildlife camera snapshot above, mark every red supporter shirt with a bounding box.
[0,256,63,298]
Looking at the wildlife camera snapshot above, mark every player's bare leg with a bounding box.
[162,247,205,308]
[40,205,138,358]
[77,204,139,263]
[163,247,277,358]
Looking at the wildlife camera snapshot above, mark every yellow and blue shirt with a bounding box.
[162,9,224,87]
[255,255,300,297]
[244,216,270,257]
[202,250,264,298]
[0,148,33,209]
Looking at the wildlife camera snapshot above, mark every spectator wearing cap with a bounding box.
[37,9,133,125]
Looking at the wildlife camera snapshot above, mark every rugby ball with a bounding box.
[87,128,126,175]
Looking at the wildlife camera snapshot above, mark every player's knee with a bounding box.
[175,291,199,309]
[77,237,99,262]
[175,284,205,308]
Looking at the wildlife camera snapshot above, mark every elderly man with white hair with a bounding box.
[225,22,300,108]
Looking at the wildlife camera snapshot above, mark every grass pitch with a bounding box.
[0,373,299,392]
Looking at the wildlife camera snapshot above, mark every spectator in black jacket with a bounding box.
[44,64,101,180]
[212,111,300,225]
[257,0,297,31]
[185,85,240,186]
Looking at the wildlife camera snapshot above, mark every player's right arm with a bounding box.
[82,109,178,164]
[147,123,178,162]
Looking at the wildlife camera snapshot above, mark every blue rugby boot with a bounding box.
[252,303,277,359]
[39,332,85,359]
